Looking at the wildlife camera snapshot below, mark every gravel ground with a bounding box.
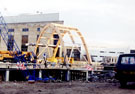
[0,81,135,94]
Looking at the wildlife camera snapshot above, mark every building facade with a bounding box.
[0,13,64,54]
[89,47,131,64]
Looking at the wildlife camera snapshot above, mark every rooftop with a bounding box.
[4,13,60,23]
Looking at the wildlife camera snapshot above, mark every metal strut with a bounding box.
[0,15,20,53]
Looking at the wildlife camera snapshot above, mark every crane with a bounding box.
[0,14,36,81]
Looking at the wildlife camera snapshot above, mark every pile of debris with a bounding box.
[89,71,118,83]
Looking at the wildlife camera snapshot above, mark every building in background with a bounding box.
[0,13,64,53]
[90,47,128,62]
[83,47,135,64]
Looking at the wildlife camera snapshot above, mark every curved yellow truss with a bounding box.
[34,23,92,64]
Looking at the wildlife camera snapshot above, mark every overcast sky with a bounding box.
[0,0,135,48]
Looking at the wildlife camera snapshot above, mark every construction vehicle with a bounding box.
[28,43,74,64]
[0,15,33,63]
[0,14,36,81]
[0,50,32,62]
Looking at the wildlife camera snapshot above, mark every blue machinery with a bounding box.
[0,15,20,52]
[0,15,37,81]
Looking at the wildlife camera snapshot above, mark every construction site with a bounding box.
[0,0,135,93]
[0,13,134,94]
[0,13,102,82]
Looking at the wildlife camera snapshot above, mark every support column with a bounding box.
[86,71,89,81]
[6,69,9,82]
[66,70,70,81]
[39,70,42,78]
[61,70,63,81]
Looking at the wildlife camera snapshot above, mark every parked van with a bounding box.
[115,54,135,87]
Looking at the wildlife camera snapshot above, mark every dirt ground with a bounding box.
[0,81,135,94]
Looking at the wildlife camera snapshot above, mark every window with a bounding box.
[7,35,14,51]
[67,49,71,57]
[130,50,135,53]
[53,34,60,57]
[22,28,29,32]
[121,56,135,64]
[118,52,124,54]
[73,49,80,60]
[37,35,39,40]
[100,51,105,53]
[53,34,59,45]
[22,35,28,44]
[109,52,115,53]
[36,35,39,55]
[37,28,40,32]
[54,34,59,38]
[54,40,58,45]
[8,29,14,32]
[21,35,28,51]
[91,55,98,57]
[100,56,104,57]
